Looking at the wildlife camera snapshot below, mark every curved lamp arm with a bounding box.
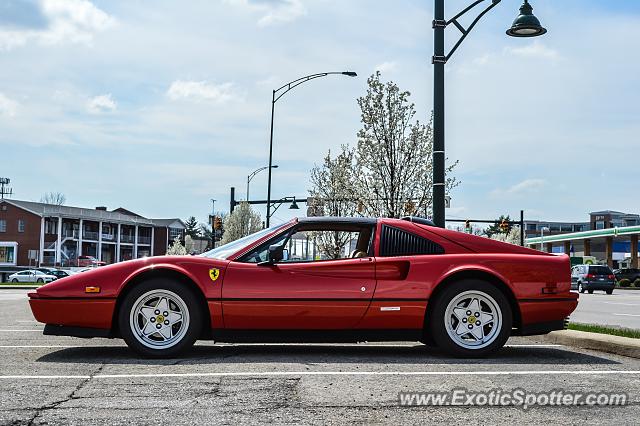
[273,71,357,103]
[432,0,502,64]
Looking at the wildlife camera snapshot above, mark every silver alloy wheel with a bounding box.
[444,290,502,350]
[129,289,190,349]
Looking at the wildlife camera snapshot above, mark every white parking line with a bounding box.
[603,302,640,307]
[0,343,562,349]
[613,313,640,317]
[0,329,43,332]
[0,370,639,380]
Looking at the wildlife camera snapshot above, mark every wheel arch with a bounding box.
[424,269,522,340]
[111,268,211,338]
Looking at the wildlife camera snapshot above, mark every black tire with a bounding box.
[578,282,585,293]
[118,278,203,358]
[11,278,18,283]
[588,290,594,294]
[606,289,613,295]
[37,279,44,283]
[429,279,512,358]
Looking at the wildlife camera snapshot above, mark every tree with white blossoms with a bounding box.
[220,202,262,245]
[354,72,459,218]
[308,72,459,219]
[166,236,187,255]
[309,147,358,258]
[490,227,522,245]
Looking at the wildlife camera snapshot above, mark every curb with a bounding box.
[539,329,640,359]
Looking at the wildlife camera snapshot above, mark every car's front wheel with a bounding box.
[429,280,512,357]
[606,289,614,295]
[11,278,18,283]
[118,279,203,358]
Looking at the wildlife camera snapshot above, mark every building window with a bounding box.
[169,227,182,241]
[18,219,25,233]
[0,244,16,265]
[595,221,605,230]
[0,219,6,233]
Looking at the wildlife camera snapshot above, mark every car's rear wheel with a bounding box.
[429,280,512,357]
[606,289,614,295]
[11,278,18,283]
[37,279,44,283]
[588,290,594,294]
[118,279,203,358]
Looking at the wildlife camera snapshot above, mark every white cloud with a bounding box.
[504,41,560,60]
[0,93,18,117]
[491,179,547,198]
[375,61,397,73]
[0,0,114,50]
[87,94,116,114]
[167,80,241,104]
[226,0,306,27]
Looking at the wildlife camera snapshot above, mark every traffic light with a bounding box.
[500,219,509,233]
[213,216,223,230]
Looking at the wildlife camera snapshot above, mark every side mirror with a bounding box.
[258,244,285,266]
[269,244,285,263]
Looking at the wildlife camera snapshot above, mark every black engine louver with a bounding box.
[380,225,445,257]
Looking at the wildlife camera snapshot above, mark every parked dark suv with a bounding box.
[571,264,616,294]
[613,268,640,283]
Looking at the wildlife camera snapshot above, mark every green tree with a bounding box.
[184,216,200,238]
[485,215,511,238]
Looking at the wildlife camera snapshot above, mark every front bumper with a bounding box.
[29,296,116,330]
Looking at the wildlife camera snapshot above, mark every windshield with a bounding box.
[200,222,291,260]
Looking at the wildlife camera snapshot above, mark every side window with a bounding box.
[240,232,289,264]
[240,225,373,263]
[379,225,444,257]
[280,229,366,262]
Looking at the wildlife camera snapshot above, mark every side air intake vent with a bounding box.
[380,225,444,257]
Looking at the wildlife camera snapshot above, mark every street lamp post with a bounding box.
[540,226,550,251]
[266,71,357,227]
[431,0,547,228]
[247,165,278,201]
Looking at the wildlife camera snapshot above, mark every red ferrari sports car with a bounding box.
[29,216,578,358]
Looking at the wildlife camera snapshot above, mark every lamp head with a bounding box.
[289,198,300,210]
[507,0,547,38]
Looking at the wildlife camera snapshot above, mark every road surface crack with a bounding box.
[26,363,105,425]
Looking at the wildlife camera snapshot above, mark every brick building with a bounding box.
[0,199,185,269]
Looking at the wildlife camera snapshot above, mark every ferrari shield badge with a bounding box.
[209,268,221,282]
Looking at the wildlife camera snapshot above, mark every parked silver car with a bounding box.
[8,270,57,284]
[570,264,615,294]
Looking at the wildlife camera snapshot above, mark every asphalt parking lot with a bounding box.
[570,290,640,329]
[1,289,640,425]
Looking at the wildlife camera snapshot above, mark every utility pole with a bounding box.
[210,199,216,249]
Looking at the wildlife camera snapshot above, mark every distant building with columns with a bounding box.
[0,199,185,269]
[525,210,640,269]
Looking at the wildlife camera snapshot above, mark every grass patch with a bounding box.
[569,322,640,339]
[0,282,41,286]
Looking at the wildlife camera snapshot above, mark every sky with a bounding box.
[1,0,640,227]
